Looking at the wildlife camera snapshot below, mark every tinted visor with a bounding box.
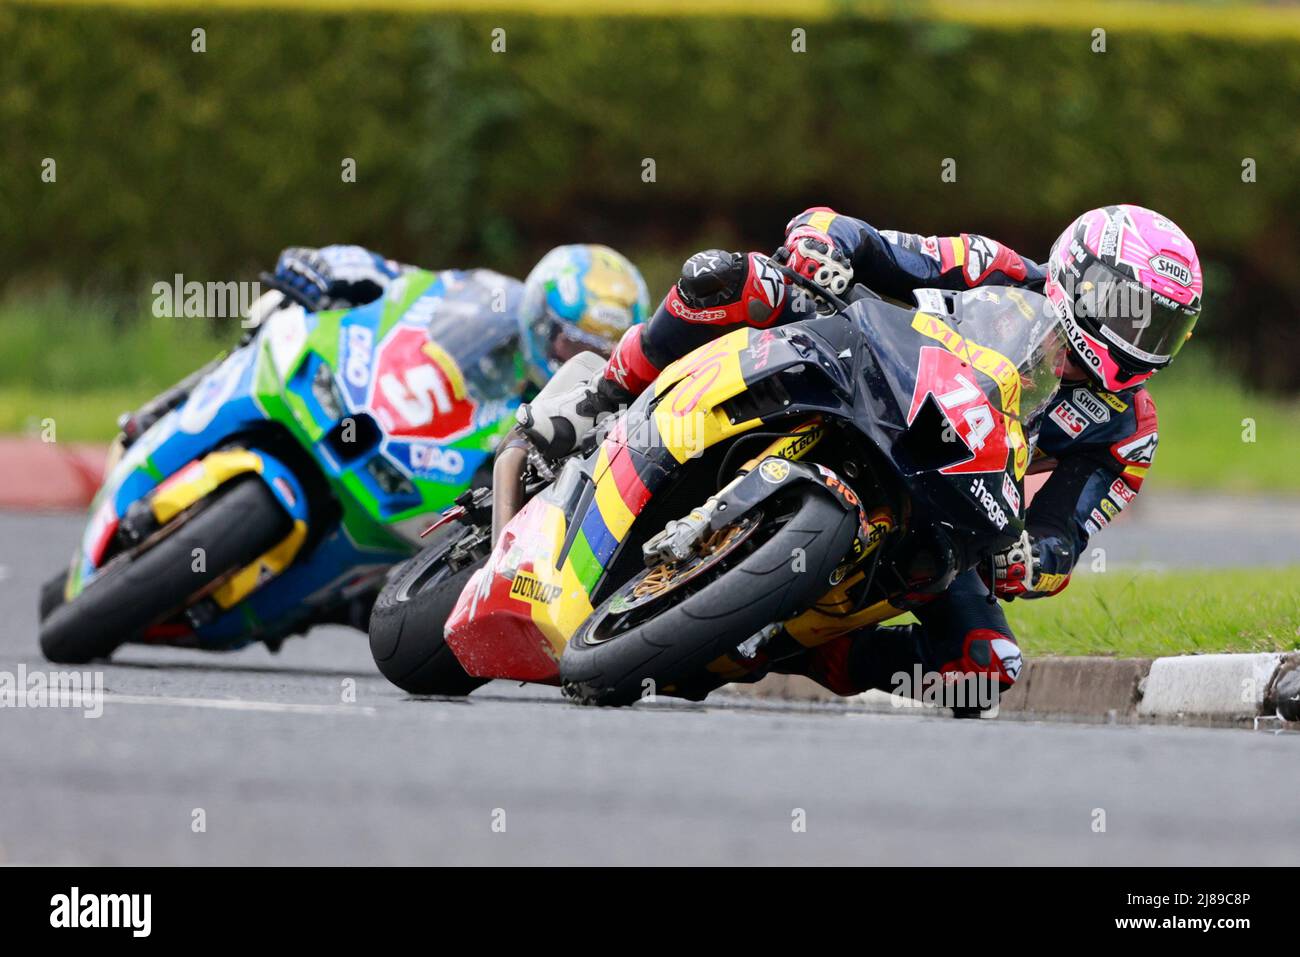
[550,322,618,363]
[1075,262,1198,370]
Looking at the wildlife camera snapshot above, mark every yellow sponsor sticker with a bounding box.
[1034,572,1069,594]
[510,571,563,605]
[806,210,838,234]
[1099,391,1129,413]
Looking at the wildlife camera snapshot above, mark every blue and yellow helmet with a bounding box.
[519,244,650,388]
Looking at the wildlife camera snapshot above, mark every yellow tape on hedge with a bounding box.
[17,0,1300,40]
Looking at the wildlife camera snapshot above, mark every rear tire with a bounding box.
[368,543,487,696]
[560,487,857,706]
[39,478,291,664]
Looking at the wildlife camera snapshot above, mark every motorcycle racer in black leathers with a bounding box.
[519,205,1202,711]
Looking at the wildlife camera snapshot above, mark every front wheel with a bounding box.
[560,487,857,706]
[39,478,292,664]
[368,534,487,696]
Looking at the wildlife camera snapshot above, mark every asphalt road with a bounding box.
[1,504,1298,866]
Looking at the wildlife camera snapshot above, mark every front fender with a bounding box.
[149,448,307,526]
[70,447,310,602]
[706,458,890,568]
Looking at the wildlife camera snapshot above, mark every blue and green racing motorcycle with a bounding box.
[39,269,524,663]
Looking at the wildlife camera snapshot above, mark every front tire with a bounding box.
[39,478,292,664]
[368,542,487,696]
[560,487,857,706]
[38,569,69,621]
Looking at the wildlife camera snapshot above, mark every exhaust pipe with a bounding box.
[491,429,530,545]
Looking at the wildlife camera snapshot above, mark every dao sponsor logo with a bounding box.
[509,572,563,605]
[1072,388,1111,423]
[1001,472,1021,514]
[344,325,374,389]
[1090,507,1110,529]
[410,443,465,477]
[1148,255,1192,287]
[50,887,151,937]
[969,476,1009,530]
[1049,400,1087,438]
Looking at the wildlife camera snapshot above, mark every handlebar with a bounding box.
[766,247,882,316]
[258,272,319,310]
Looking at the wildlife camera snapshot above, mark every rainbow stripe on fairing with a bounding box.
[569,419,653,592]
[560,326,758,600]
[447,326,772,679]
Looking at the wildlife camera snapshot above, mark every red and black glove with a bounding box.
[987,530,1037,600]
[784,225,853,296]
[986,530,1072,600]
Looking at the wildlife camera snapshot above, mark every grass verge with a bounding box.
[1146,354,1300,495]
[1004,566,1300,658]
[0,290,226,442]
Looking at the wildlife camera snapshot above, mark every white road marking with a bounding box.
[98,693,375,716]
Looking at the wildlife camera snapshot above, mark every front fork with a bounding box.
[643,419,886,573]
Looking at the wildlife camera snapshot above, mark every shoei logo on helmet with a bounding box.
[1148,255,1192,287]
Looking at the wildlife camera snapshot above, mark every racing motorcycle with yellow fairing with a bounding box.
[374,260,1067,706]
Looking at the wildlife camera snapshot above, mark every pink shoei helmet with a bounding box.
[1044,204,1203,391]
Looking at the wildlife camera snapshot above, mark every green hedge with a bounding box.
[3,3,1299,386]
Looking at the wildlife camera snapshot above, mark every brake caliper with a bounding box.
[642,501,720,566]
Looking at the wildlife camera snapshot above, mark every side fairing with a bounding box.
[848,298,1032,541]
[444,322,854,680]
[298,271,524,541]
